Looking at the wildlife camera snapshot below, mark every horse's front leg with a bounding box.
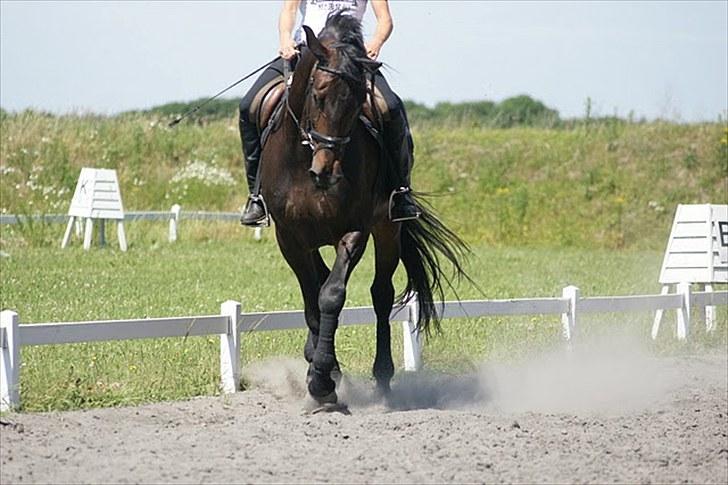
[274,229,332,381]
[308,231,369,403]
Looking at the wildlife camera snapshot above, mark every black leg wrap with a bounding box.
[308,367,336,398]
[308,313,338,398]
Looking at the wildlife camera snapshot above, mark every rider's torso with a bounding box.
[293,0,368,44]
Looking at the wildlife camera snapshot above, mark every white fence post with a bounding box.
[220,300,241,394]
[402,292,422,372]
[704,284,715,332]
[1,311,21,412]
[676,282,691,340]
[168,204,181,243]
[83,217,94,250]
[561,286,580,341]
[651,285,671,339]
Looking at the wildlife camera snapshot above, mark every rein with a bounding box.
[168,55,281,127]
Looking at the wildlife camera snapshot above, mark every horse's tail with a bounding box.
[399,195,471,336]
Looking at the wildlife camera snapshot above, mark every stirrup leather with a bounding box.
[388,187,421,223]
[242,194,271,227]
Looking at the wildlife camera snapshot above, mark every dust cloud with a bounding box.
[243,332,726,415]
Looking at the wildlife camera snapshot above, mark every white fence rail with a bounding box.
[0,206,243,244]
[2,286,725,411]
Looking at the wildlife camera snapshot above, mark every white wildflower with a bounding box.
[170,160,235,187]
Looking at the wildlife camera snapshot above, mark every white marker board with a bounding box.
[68,168,125,220]
[658,204,728,284]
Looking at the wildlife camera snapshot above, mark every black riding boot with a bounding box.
[384,109,421,222]
[239,114,268,226]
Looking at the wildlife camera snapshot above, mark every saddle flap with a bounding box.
[362,80,390,125]
[256,80,286,130]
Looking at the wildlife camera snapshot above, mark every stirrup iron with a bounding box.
[242,194,271,228]
[388,187,421,223]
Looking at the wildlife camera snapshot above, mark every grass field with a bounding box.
[1,113,726,411]
[1,222,726,412]
[1,113,726,250]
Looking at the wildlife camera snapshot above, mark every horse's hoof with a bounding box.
[314,390,338,405]
[308,370,336,398]
[310,402,351,415]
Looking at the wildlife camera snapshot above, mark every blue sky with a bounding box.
[1,1,726,121]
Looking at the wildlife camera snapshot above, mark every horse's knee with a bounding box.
[319,282,345,316]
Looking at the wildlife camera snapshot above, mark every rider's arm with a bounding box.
[366,0,393,60]
[279,0,300,60]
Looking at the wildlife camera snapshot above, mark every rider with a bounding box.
[239,0,421,225]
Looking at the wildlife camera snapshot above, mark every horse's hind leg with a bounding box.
[309,231,368,402]
[371,223,400,394]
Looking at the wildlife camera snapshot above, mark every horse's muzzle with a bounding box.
[308,156,343,190]
[308,168,342,190]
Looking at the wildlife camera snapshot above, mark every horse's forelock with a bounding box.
[319,12,368,96]
[321,11,366,53]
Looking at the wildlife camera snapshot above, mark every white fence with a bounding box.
[0,205,245,244]
[1,285,726,411]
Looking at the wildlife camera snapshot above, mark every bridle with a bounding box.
[286,55,367,156]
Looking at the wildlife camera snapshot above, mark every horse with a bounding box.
[258,13,468,407]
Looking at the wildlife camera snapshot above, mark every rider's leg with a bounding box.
[239,60,285,226]
[373,72,421,222]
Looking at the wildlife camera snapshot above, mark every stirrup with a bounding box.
[388,187,421,223]
[241,194,271,228]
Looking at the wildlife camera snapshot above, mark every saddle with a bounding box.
[249,75,390,148]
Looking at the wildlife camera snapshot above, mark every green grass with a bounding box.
[1,224,725,412]
[1,113,726,250]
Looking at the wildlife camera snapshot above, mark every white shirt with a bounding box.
[293,0,368,45]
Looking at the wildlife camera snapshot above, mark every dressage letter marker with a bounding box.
[652,204,727,339]
[61,168,127,251]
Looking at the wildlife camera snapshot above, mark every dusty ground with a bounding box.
[1,345,727,484]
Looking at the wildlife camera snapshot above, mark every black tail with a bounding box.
[399,195,471,335]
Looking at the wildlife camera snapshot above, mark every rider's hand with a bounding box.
[365,41,381,60]
[279,40,299,60]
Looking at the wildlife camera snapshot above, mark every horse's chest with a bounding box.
[276,186,344,223]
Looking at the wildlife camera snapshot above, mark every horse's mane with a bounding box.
[318,12,369,97]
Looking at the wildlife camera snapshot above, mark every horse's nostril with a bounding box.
[309,169,328,189]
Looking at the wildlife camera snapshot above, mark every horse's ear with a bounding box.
[303,25,328,61]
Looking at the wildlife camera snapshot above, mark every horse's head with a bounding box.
[301,15,381,189]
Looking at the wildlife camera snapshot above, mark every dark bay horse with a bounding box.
[259,14,468,405]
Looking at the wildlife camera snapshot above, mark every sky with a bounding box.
[1,0,726,122]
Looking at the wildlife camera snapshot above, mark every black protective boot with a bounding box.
[384,109,421,222]
[239,114,268,226]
